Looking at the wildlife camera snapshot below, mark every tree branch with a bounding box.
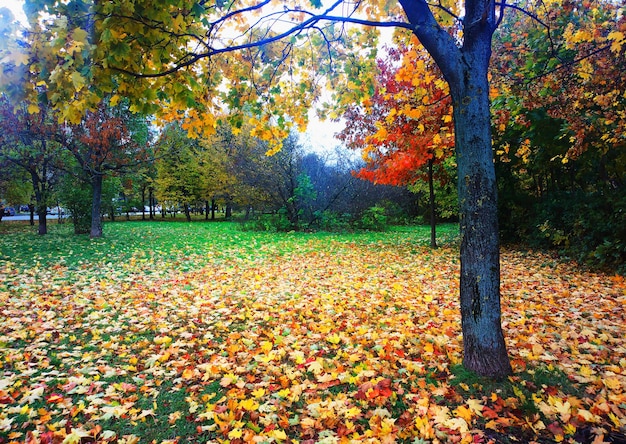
[397,0,462,87]
[108,2,412,78]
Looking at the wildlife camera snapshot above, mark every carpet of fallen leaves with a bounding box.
[0,233,625,444]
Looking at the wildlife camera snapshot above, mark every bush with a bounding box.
[315,210,351,231]
[57,177,92,234]
[239,209,293,232]
[356,205,388,231]
[522,190,625,274]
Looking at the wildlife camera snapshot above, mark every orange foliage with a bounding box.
[337,36,454,186]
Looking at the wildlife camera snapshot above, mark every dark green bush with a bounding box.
[506,190,626,274]
[356,205,388,231]
[57,177,92,234]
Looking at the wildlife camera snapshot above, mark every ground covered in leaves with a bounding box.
[0,222,624,444]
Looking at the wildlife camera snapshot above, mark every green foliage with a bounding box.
[530,191,625,274]
[356,205,388,231]
[240,209,294,232]
[1,166,33,206]
[57,175,91,234]
[315,210,351,231]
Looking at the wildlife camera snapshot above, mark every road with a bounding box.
[2,214,62,221]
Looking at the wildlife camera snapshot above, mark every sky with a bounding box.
[1,0,345,155]
[3,0,26,24]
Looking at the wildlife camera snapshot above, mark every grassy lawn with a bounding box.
[0,220,624,443]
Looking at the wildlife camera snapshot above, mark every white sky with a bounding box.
[2,0,27,24]
[0,0,344,154]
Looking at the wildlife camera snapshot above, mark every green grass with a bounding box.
[0,219,459,273]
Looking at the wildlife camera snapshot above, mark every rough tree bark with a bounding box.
[400,0,512,377]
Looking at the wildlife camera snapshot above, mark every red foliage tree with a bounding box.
[338,35,454,246]
[61,100,150,237]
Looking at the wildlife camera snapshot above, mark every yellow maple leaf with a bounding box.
[62,428,91,444]
[260,340,273,353]
[228,428,243,439]
[307,360,324,375]
[270,429,287,441]
[466,398,484,417]
[252,388,265,398]
[603,377,621,390]
[153,336,172,345]
[239,398,259,411]
[326,333,341,345]
[607,31,625,53]
[27,103,40,114]
[455,405,473,422]
[444,417,469,433]
[70,71,86,91]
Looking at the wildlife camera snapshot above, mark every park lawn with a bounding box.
[0,221,624,443]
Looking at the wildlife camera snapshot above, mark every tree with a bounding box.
[10,0,621,377]
[338,35,455,248]
[61,100,151,237]
[154,122,206,221]
[0,97,64,234]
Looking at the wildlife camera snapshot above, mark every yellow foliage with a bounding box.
[607,31,625,53]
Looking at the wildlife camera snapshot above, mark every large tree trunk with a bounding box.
[400,0,511,377]
[451,46,512,379]
[90,174,104,238]
[37,209,47,235]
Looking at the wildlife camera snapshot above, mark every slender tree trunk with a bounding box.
[428,158,437,249]
[184,204,191,222]
[141,187,146,221]
[225,202,232,219]
[211,198,216,220]
[31,172,47,235]
[29,204,35,226]
[90,174,104,238]
[205,200,210,221]
[149,188,155,220]
[452,53,512,378]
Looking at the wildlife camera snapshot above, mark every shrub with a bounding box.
[356,205,388,231]
[57,177,92,234]
[522,190,625,274]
